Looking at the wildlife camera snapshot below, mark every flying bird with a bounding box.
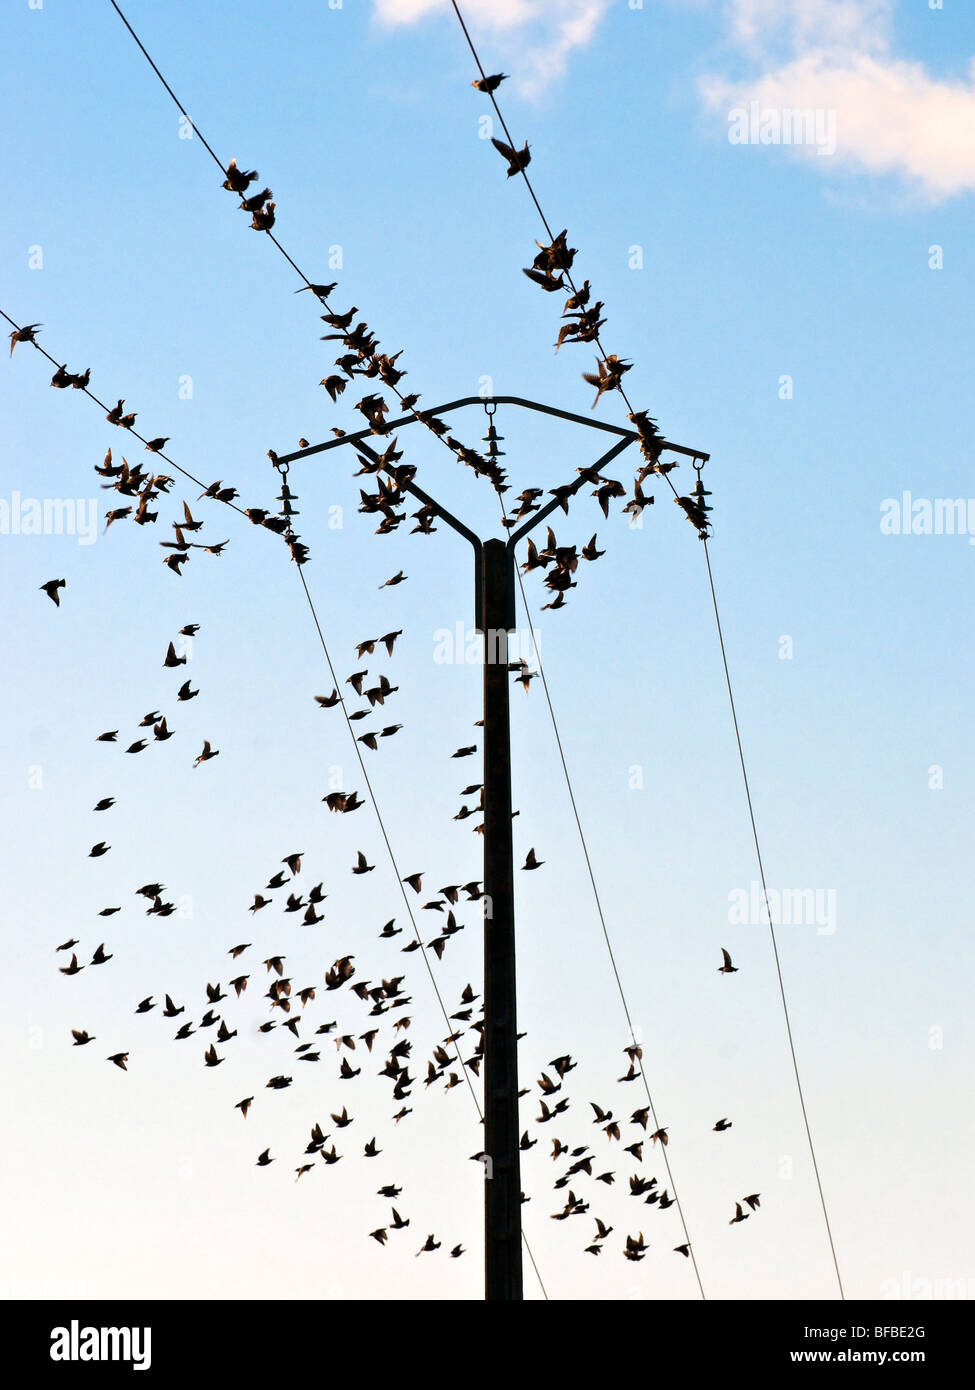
[718,947,738,974]
[40,578,66,606]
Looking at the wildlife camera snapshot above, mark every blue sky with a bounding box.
[1,0,973,1301]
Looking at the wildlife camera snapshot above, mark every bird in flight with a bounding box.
[40,578,66,606]
[718,947,738,974]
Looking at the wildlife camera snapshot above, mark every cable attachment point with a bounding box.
[675,456,712,540]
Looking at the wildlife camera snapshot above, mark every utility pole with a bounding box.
[273,397,708,1300]
[481,536,521,1299]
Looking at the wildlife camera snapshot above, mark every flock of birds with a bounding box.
[20,48,739,1285]
[42,516,760,1266]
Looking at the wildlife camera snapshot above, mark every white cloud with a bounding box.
[372,0,611,95]
[699,0,975,202]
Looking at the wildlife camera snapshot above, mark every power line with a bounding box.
[700,537,846,1300]
[449,0,642,423]
[105,0,492,476]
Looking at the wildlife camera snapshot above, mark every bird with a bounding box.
[194,741,219,767]
[522,848,544,871]
[315,690,340,708]
[107,1053,128,1070]
[472,72,507,93]
[380,571,406,588]
[743,1193,761,1210]
[582,354,632,408]
[163,641,186,668]
[714,1118,732,1131]
[402,873,423,894]
[491,137,531,177]
[40,578,66,606]
[135,997,155,1014]
[729,1202,749,1225]
[416,1235,441,1255]
[204,1043,222,1067]
[718,947,738,974]
[89,842,110,858]
[256,1148,273,1167]
[674,1243,691,1257]
[144,438,169,453]
[452,746,477,759]
[95,731,118,743]
[59,954,83,976]
[9,323,41,355]
[90,943,112,965]
[352,851,374,875]
[162,994,184,1017]
[650,1128,669,1146]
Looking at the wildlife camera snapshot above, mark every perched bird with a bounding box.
[472,72,507,93]
[144,438,169,454]
[9,323,41,355]
[40,578,66,606]
[222,159,258,193]
[491,137,531,177]
[718,947,738,974]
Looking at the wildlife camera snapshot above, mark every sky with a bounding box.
[1,0,973,1303]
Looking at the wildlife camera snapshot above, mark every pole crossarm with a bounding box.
[272,395,710,468]
[505,435,635,549]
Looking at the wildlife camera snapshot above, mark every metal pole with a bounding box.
[481,537,522,1301]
